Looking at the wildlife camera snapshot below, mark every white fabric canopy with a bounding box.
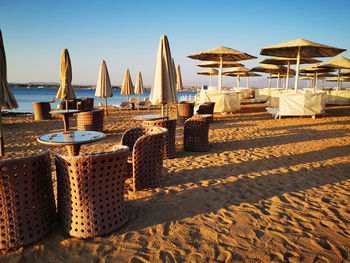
[95,60,112,116]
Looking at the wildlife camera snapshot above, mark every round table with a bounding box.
[50,109,80,131]
[133,114,169,121]
[37,131,106,156]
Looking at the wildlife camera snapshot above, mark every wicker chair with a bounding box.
[0,152,56,249]
[143,119,177,159]
[177,102,194,125]
[77,108,104,132]
[121,127,168,191]
[55,146,129,238]
[196,102,215,122]
[184,115,212,152]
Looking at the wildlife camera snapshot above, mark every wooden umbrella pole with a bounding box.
[268,73,271,89]
[286,60,290,90]
[65,100,69,112]
[0,109,4,156]
[277,73,280,89]
[105,97,108,117]
[218,56,223,93]
[337,68,341,91]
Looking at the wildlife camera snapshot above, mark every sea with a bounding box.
[9,87,199,113]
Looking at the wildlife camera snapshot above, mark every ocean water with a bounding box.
[9,87,198,113]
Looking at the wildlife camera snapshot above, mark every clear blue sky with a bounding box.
[1,0,350,87]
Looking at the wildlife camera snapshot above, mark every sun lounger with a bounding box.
[118,101,132,110]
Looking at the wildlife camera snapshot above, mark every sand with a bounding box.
[1,102,350,262]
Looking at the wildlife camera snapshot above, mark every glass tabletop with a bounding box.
[37,131,106,145]
[133,114,169,121]
[50,109,80,114]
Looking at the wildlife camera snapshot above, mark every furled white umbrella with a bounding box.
[0,30,18,156]
[121,68,134,101]
[188,46,256,93]
[134,71,144,99]
[197,68,218,86]
[150,35,178,116]
[260,38,346,92]
[317,56,350,90]
[95,60,113,117]
[56,48,76,110]
[176,65,183,91]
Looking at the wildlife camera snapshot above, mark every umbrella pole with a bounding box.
[322,78,324,89]
[161,104,164,117]
[286,60,290,90]
[65,100,69,112]
[246,77,249,88]
[105,97,108,117]
[315,73,318,92]
[268,73,271,89]
[0,109,4,156]
[209,75,212,87]
[277,73,280,89]
[166,104,168,117]
[218,56,223,93]
[294,47,301,93]
[337,68,340,91]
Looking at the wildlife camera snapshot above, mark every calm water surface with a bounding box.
[10,87,198,113]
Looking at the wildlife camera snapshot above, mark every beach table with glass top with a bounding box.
[50,109,80,131]
[133,114,169,121]
[37,131,106,156]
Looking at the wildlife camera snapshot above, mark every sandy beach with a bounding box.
[1,101,350,262]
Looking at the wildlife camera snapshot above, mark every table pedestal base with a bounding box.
[62,114,69,131]
[66,145,81,156]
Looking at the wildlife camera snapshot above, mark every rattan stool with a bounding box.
[0,152,56,249]
[184,115,211,152]
[77,108,104,132]
[196,102,215,122]
[177,102,194,125]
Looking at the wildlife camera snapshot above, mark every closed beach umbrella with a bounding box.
[197,68,218,86]
[0,30,18,156]
[150,35,177,116]
[134,71,144,99]
[95,60,113,117]
[56,48,76,110]
[121,68,134,101]
[317,56,350,90]
[188,46,256,93]
[260,57,321,90]
[260,38,346,92]
[176,65,183,91]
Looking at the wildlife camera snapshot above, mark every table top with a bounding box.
[37,131,106,146]
[133,114,169,121]
[50,109,80,115]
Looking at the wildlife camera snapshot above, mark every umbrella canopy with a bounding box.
[176,65,183,91]
[223,66,250,88]
[197,68,219,87]
[188,46,256,92]
[196,61,243,68]
[260,38,346,91]
[317,56,350,90]
[342,70,350,76]
[327,76,350,82]
[121,68,134,101]
[150,35,177,115]
[95,60,113,116]
[300,63,336,90]
[135,71,144,97]
[251,64,287,89]
[0,29,18,156]
[56,49,76,104]
[260,57,321,89]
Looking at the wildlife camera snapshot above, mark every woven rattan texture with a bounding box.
[55,146,129,238]
[143,119,177,159]
[197,102,215,122]
[184,115,211,152]
[177,102,194,125]
[77,109,104,132]
[0,152,56,249]
[121,127,167,191]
